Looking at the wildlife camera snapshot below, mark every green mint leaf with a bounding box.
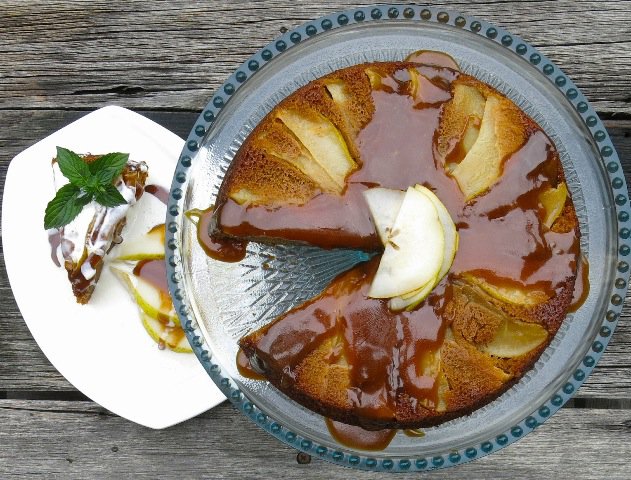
[88,152,129,184]
[83,175,102,195]
[44,184,93,230]
[94,184,127,208]
[56,146,92,187]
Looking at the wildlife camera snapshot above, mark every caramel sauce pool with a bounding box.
[187,208,247,262]
[236,348,265,380]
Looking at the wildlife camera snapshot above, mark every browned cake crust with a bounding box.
[221,58,581,429]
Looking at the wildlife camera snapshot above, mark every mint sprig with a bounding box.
[44,146,129,230]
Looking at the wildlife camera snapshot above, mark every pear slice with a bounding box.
[111,265,179,326]
[254,121,340,194]
[116,224,165,261]
[388,278,436,311]
[369,187,445,298]
[323,80,349,105]
[414,185,458,281]
[141,312,192,353]
[462,273,548,307]
[364,68,384,89]
[276,108,356,189]
[540,182,568,228]
[481,317,548,358]
[362,187,405,245]
[451,95,526,200]
[437,83,486,163]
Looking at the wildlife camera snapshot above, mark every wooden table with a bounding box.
[1,1,630,478]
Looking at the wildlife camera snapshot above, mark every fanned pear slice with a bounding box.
[369,187,445,298]
[540,182,568,228]
[276,108,356,189]
[481,317,548,358]
[388,278,436,311]
[111,265,179,326]
[116,224,165,261]
[462,273,548,306]
[451,94,527,200]
[141,312,192,353]
[362,187,405,245]
[414,185,458,281]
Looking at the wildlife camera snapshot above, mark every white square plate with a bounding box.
[2,106,225,429]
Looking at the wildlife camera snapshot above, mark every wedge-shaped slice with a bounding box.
[141,312,192,353]
[369,187,445,298]
[276,108,356,189]
[481,317,548,358]
[362,187,405,245]
[451,94,527,200]
[116,224,165,261]
[253,120,340,193]
[111,264,179,326]
[462,273,548,307]
[540,182,568,228]
[437,83,486,163]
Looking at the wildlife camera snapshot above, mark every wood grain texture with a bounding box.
[0,0,630,114]
[0,2,630,476]
[0,400,629,479]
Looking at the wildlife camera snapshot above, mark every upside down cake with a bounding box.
[198,51,583,430]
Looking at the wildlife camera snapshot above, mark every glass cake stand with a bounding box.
[165,4,629,472]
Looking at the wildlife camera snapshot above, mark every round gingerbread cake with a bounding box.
[200,51,582,430]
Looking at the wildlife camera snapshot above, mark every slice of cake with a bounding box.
[51,154,148,303]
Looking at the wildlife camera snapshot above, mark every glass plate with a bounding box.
[166,5,630,472]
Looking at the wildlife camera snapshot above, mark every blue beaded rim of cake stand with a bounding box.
[165,4,630,472]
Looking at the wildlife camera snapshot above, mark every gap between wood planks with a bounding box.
[1,390,630,410]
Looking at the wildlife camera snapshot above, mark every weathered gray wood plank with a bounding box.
[0,400,629,479]
[0,0,629,114]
